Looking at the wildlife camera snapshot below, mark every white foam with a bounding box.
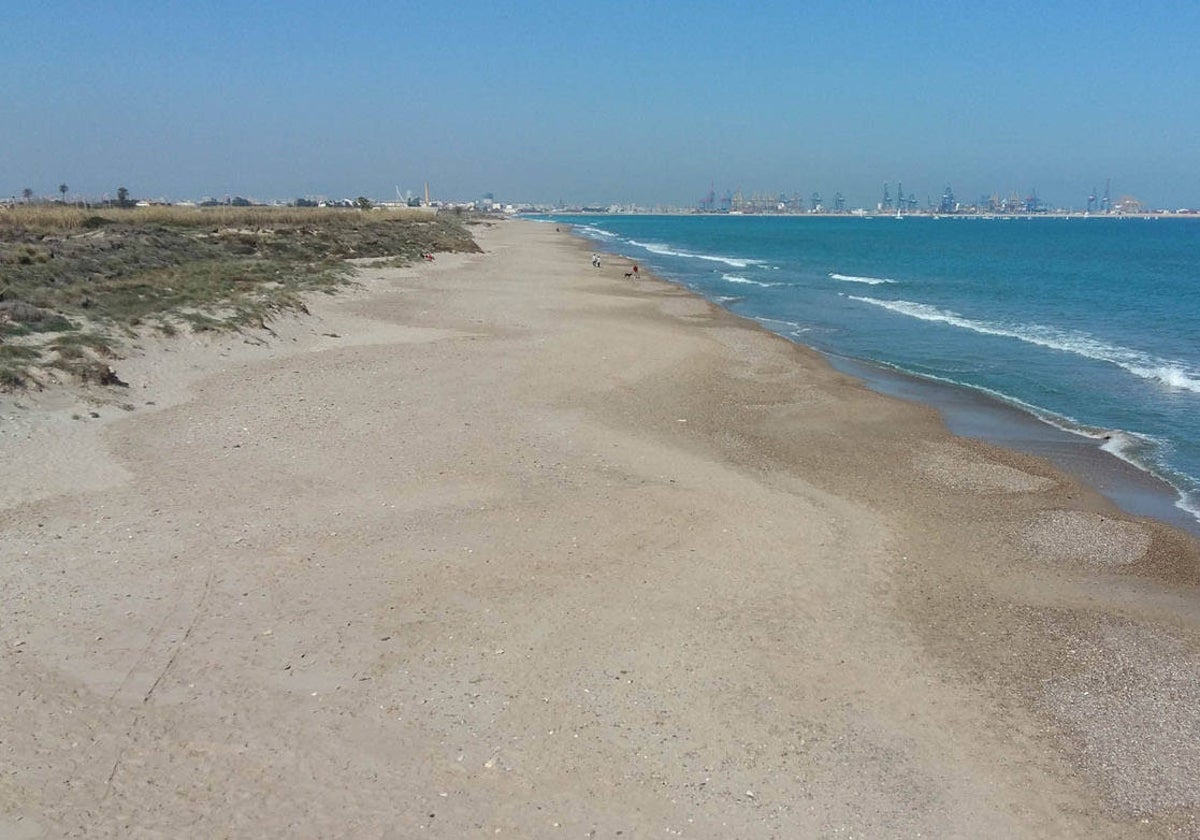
[721,273,781,288]
[1099,429,1161,465]
[1099,433,1200,527]
[755,316,803,329]
[578,225,617,239]
[754,316,809,336]
[829,272,896,285]
[1126,364,1200,391]
[1177,490,1200,524]
[849,296,1200,394]
[629,239,764,269]
[866,359,1200,529]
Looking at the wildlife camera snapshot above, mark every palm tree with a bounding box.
[22,187,33,203]
[59,183,68,203]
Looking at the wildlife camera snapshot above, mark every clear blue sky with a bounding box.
[3,1,1198,208]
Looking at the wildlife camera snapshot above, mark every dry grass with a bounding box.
[0,203,437,235]
[0,205,479,390]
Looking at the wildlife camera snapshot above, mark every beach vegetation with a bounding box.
[0,204,481,390]
[48,331,116,357]
[0,344,39,389]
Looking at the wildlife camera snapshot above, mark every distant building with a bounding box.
[939,186,955,214]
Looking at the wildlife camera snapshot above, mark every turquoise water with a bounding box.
[550,214,1200,528]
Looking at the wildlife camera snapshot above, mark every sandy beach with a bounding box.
[4,218,1200,838]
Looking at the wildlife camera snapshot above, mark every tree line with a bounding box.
[14,185,135,207]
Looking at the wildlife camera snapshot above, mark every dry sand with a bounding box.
[3,219,1200,838]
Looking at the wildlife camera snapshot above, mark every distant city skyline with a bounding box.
[4,2,1199,209]
[3,177,1169,214]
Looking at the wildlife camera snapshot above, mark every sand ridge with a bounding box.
[3,219,1200,837]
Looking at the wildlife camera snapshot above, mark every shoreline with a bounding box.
[4,218,1200,836]
[824,352,1200,537]
[574,223,1200,538]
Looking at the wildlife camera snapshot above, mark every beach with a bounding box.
[3,218,1200,836]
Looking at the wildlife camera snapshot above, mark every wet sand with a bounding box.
[826,353,1200,536]
[3,219,1200,838]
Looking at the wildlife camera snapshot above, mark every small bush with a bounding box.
[0,368,25,390]
[50,331,114,357]
[0,344,39,362]
[0,344,39,391]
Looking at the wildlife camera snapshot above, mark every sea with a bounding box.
[545,213,1200,535]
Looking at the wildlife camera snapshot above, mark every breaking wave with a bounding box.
[722,273,782,288]
[629,239,764,269]
[849,296,1200,394]
[829,272,896,285]
[578,225,618,239]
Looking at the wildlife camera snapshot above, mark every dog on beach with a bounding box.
[624,272,634,279]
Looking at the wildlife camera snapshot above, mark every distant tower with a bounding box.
[834,192,845,212]
[882,183,891,210]
[1102,178,1111,213]
[811,191,822,212]
[424,182,430,205]
[897,182,904,209]
[1087,187,1097,213]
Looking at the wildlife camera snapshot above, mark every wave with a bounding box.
[754,316,810,337]
[849,296,1200,394]
[1099,433,1200,526]
[1177,490,1200,524]
[861,356,1105,436]
[577,225,618,239]
[829,272,896,285]
[1100,429,1166,470]
[721,273,782,288]
[849,356,1200,528]
[1125,364,1200,391]
[628,239,764,269]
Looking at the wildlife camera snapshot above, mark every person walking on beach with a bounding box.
[592,253,601,268]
